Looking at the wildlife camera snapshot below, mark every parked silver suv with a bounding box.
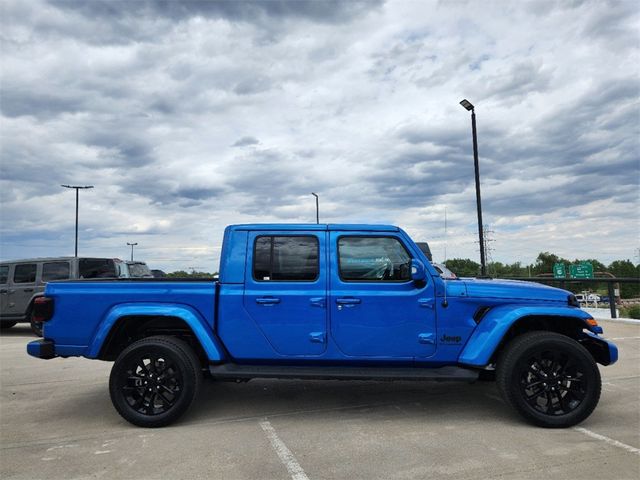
[0,257,120,335]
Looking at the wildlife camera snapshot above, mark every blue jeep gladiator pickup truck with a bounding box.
[27,224,617,428]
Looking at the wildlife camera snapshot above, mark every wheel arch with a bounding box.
[458,305,610,368]
[88,303,225,363]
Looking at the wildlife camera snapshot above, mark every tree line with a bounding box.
[444,252,639,298]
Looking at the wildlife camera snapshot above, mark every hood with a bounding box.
[460,278,570,303]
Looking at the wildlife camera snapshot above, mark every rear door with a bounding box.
[11,263,38,317]
[243,231,327,356]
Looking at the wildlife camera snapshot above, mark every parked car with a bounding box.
[0,257,120,335]
[28,224,617,428]
[587,294,601,302]
[118,261,154,278]
[432,263,458,279]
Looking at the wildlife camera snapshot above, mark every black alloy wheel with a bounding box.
[109,336,202,428]
[519,350,587,416]
[497,331,601,428]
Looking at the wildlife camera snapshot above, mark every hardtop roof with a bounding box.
[227,224,399,232]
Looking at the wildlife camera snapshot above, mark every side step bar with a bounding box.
[208,364,479,382]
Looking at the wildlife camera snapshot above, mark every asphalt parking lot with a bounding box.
[1,321,639,480]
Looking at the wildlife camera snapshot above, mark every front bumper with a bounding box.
[579,332,618,366]
[27,339,55,359]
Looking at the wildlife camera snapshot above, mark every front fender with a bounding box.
[86,303,225,362]
[458,305,595,367]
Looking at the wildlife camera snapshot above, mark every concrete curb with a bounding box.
[598,318,640,326]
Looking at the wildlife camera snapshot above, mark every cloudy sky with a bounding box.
[1,0,638,272]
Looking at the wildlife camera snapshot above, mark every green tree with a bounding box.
[444,258,481,277]
[607,260,640,298]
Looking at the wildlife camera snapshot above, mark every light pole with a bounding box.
[127,242,138,261]
[459,99,487,277]
[61,185,94,257]
[311,192,319,224]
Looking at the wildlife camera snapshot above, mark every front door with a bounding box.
[243,231,327,356]
[329,232,436,358]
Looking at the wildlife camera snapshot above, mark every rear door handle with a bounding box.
[255,297,281,305]
[336,298,361,306]
[23,288,34,293]
[0,289,7,294]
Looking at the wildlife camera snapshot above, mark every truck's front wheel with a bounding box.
[496,331,601,428]
[109,336,202,428]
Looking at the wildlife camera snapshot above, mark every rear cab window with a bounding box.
[13,264,37,284]
[79,259,117,279]
[253,236,319,282]
[42,262,71,282]
[338,236,412,282]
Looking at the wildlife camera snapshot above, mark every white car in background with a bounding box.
[117,261,154,278]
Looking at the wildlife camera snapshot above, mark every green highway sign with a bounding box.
[553,263,566,279]
[569,262,593,279]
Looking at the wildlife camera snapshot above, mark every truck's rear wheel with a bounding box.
[496,331,601,428]
[109,336,202,428]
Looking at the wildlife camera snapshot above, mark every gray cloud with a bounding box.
[1,0,638,270]
[232,136,260,147]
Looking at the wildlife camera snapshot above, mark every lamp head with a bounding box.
[459,99,474,111]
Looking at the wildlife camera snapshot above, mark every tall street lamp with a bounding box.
[127,242,138,262]
[459,99,487,277]
[311,192,319,224]
[61,185,94,257]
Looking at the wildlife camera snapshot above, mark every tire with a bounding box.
[1,321,18,330]
[109,336,203,428]
[30,315,43,337]
[496,331,601,428]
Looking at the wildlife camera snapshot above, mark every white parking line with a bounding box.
[259,420,310,480]
[608,336,640,341]
[572,427,640,456]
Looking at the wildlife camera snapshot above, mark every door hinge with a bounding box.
[309,332,326,343]
[418,298,435,309]
[418,333,435,345]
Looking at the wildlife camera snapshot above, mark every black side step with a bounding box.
[208,364,478,382]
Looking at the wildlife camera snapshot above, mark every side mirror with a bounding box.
[411,259,426,282]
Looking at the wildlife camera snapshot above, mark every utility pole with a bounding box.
[311,192,319,224]
[61,185,94,257]
[127,242,138,261]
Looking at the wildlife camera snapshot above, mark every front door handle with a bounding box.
[23,288,34,293]
[0,289,7,294]
[255,297,281,305]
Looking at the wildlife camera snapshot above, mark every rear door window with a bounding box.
[13,264,37,284]
[79,259,117,279]
[42,262,71,281]
[253,236,319,281]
